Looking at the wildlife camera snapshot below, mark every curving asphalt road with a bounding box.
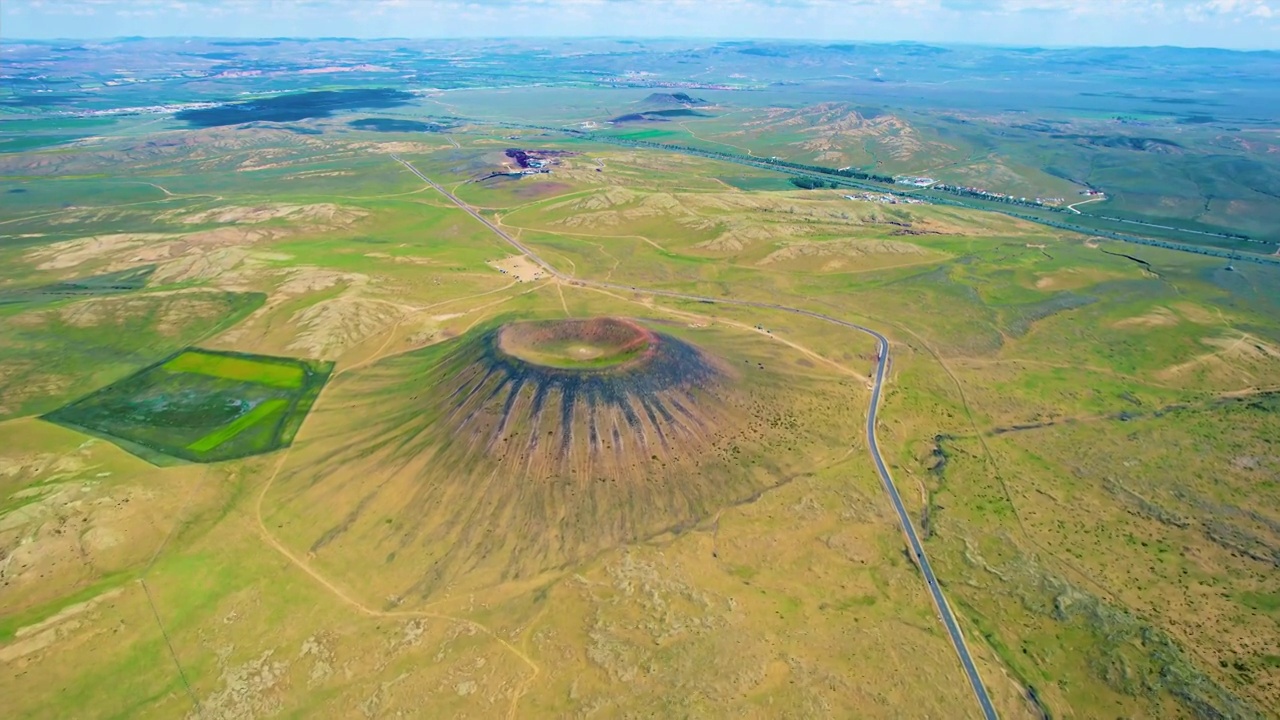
[392,155,1000,719]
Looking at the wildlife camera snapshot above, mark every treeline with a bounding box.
[773,159,894,184]
[790,176,838,190]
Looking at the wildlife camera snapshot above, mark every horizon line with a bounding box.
[3,36,1278,53]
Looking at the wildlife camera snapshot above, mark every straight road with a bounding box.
[391,155,1000,719]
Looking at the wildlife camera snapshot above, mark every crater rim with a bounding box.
[493,317,657,372]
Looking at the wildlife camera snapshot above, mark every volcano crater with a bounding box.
[277,316,839,600]
[459,317,725,469]
[495,317,656,371]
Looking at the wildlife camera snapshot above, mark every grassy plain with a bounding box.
[0,108,1276,720]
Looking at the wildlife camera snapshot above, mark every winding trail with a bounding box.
[391,155,1000,719]
[1066,195,1105,215]
[246,281,550,718]
[254,395,542,720]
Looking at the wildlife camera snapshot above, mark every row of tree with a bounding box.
[790,176,838,190]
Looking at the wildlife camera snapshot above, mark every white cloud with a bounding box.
[1,0,1276,46]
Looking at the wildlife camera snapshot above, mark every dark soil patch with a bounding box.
[643,92,707,106]
[348,117,445,133]
[176,88,413,128]
[610,108,710,123]
[0,265,155,307]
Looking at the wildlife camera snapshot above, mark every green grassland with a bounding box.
[410,131,1280,717]
[0,290,266,420]
[715,174,801,191]
[0,101,1276,720]
[413,84,1280,249]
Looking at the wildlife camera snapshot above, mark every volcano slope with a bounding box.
[265,316,863,604]
[436,317,726,484]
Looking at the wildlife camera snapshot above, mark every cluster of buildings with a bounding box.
[491,166,552,178]
[599,74,738,91]
[894,176,937,188]
[844,193,925,205]
[885,175,1066,207]
[933,183,1064,207]
[498,168,551,177]
[57,101,218,118]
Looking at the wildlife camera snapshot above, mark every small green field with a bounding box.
[162,352,306,389]
[43,348,333,463]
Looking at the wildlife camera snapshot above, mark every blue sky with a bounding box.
[3,0,1278,49]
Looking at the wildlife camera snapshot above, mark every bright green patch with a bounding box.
[1239,591,1280,613]
[832,594,879,611]
[164,350,305,389]
[186,398,289,453]
[0,571,134,644]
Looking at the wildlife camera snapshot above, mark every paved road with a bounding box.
[392,155,1000,719]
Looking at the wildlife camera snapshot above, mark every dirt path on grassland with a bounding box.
[248,282,554,719]
[252,448,542,719]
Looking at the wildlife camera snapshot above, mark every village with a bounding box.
[886,174,1068,208]
[844,192,926,205]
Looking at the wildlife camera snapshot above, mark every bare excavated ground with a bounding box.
[487,254,547,283]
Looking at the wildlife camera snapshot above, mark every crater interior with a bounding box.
[495,317,655,370]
